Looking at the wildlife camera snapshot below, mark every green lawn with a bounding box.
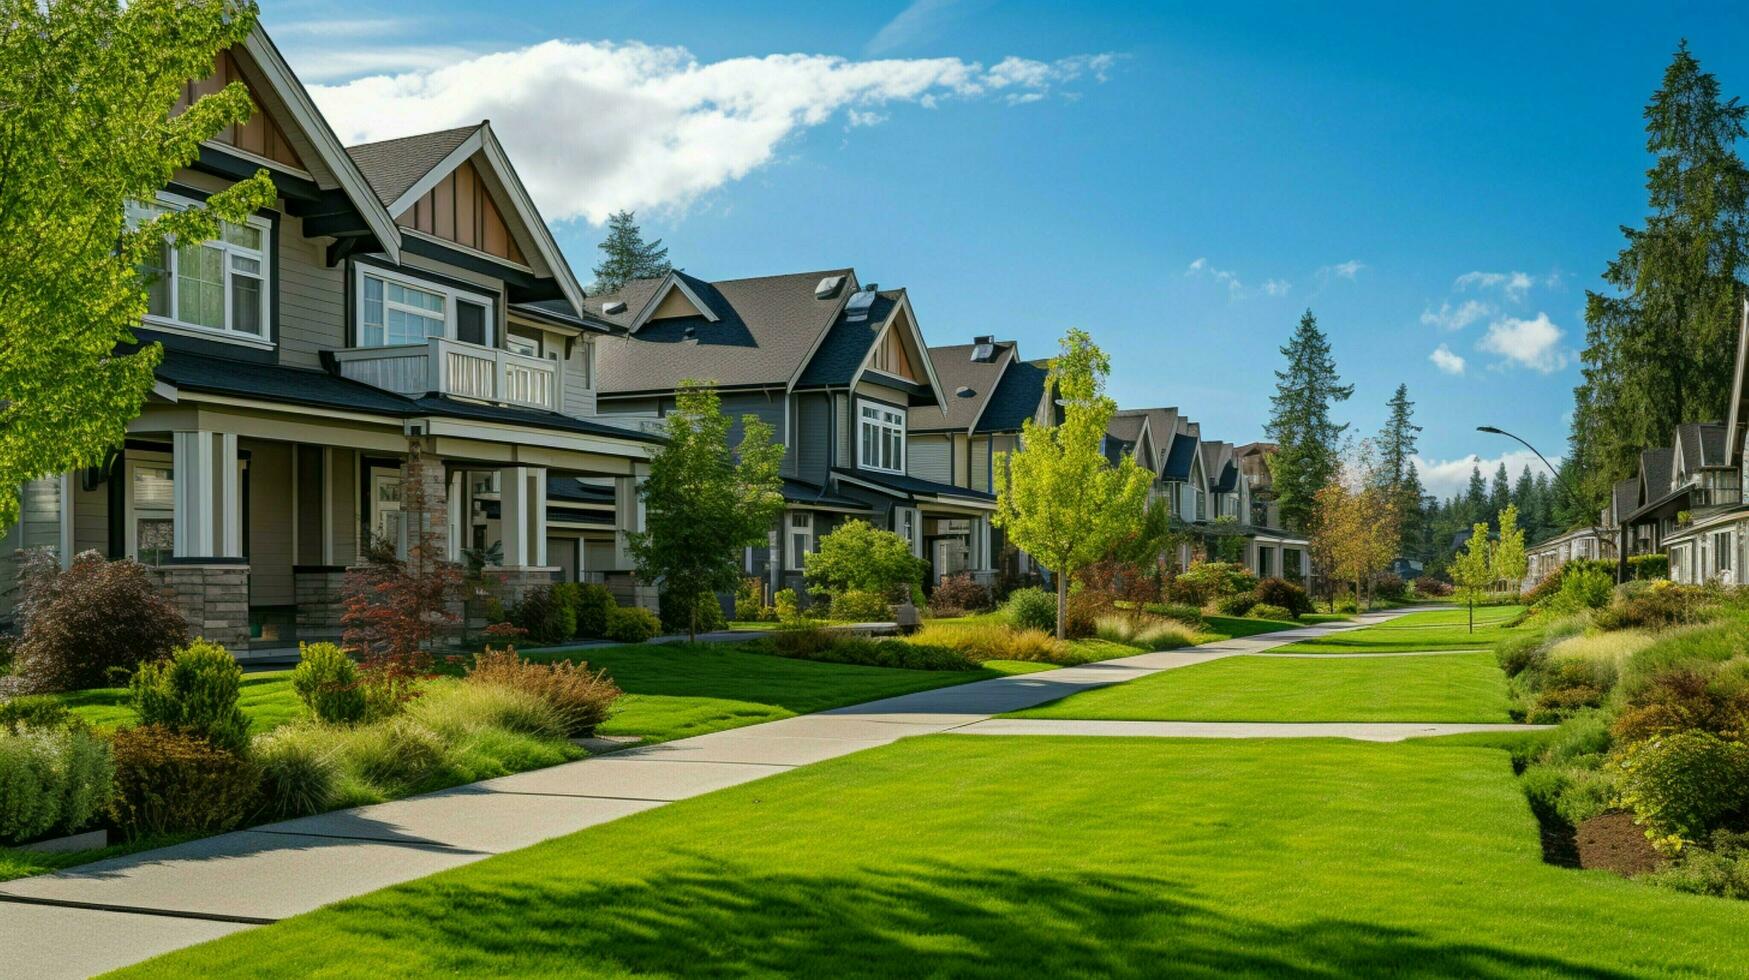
[1008,652,1514,723]
[117,737,1749,978]
[1267,605,1526,654]
[523,643,1053,743]
[55,671,303,734]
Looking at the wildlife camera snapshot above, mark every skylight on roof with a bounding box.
[845,287,878,322]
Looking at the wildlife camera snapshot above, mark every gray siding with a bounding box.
[276,213,346,369]
[909,435,952,485]
[969,439,992,493]
[74,479,108,556]
[718,391,787,466]
[247,441,294,605]
[598,396,664,417]
[795,392,832,484]
[561,337,597,418]
[834,393,850,467]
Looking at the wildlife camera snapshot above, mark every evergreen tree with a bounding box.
[591,210,672,293]
[1489,463,1512,524]
[1533,471,1555,538]
[1465,466,1488,518]
[1265,310,1353,532]
[1570,41,1749,515]
[1399,462,1428,561]
[1376,384,1421,488]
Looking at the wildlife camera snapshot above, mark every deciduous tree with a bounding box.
[1451,523,1495,633]
[1492,502,1528,597]
[0,0,275,527]
[994,329,1154,639]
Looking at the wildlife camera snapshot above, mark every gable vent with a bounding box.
[845,286,879,322]
[955,385,976,398]
[601,299,627,316]
[970,335,996,362]
[814,275,846,299]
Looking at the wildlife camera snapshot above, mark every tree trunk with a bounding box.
[1056,570,1069,641]
[1468,595,1474,634]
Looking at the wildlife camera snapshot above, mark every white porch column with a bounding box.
[614,476,644,570]
[500,466,528,566]
[173,430,214,558]
[530,469,548,566]
[976,515,993,571]
[447,470,464,560]
[219,432,241,558]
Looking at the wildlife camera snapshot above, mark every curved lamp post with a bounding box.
[1475,425,1616,582]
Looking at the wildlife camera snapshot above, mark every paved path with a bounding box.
[949,719,1551,741]
[0,608,1417,979]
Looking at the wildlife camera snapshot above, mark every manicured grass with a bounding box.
[54,670,303,734]
[1201,612,1348,640]
[523,643,1053,743]
[1008,652,1514,723]
[119,737,1749,978]
[1269,605,1527,654]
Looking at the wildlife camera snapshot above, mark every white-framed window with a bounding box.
[132,193,271,343]
[354,264,496,349]
[787,511,814,571]
[506,331,540,357]
[1713,531,1732,573]
[894,506,921,557]
[125,455,175,565]
[858,400,906,474]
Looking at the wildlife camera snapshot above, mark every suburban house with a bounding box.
[0,25,663,653]
[589,270,997,602]
[1112,407,1206,570]
[1231,441,1311,580]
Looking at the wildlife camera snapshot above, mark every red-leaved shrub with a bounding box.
[11,550,188,692]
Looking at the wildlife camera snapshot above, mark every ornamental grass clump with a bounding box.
[412,682,565,742]
[252,724,341,820]
[464,648,622,738]
[909,622,1070,664]
[1093,615,1199,651]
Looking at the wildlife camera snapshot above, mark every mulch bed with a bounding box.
[1575,811,1665,876]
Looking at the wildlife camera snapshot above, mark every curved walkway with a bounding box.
[0,607,1418,979]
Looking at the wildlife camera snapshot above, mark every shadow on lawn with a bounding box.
[295,857,1634,979]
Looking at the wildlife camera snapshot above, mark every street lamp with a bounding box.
[1476,425,1615,582]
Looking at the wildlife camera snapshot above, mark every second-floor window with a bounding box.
[858,401,905,473]
[133,195,271,342]
[356,266,495,349]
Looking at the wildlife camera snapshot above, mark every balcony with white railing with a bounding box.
[332,337,565,413]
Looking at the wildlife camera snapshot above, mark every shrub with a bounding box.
[1611,666,1749,743]
[774,588,801,624]
[1628,553,1670,580]
[129,639,250,753]
[1610,731,1749,850]
[1255,578,1312,617]
[825,589,889,623]
[1171,562,1258,606]
[252,725,341,820]
[0,724,113,845]
[803,519,929,600]
[1093,615,1199,651]
[605,605,662,643]
[465,648,622,737]
[931,573,992,614]
[290,642,366,725]
[1543,709,1614,767]
[10,552,189,692]
[1003,587,1057,633]
[1594,583,1708,631]
[909,622,1070,664]
[573,583,616,639]
[661,590,727,635]
[1373,574,1408,602]
[108,725,258,838]
[734,578,777,623]
[412,681,566,742]
[339,716,449,796]
[1649,829,1749,899]
[1547,566,1615,613]
[0,695,73,733]
[1527,685,1607,724]
[1063,589,1105,639]
[1147,602,1204,626]
[1520,762,1615,828]
[770,632,975,671]
[1496,634,1547,679]
[1248,603,1293,621]
[1213,593,1257,617]
[510,585,577,646]
[1413,576,1453,598]
[771,625,836,658]
[1523,570,1564,607]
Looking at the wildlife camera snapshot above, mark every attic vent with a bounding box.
[601,299,627,316]
[955,385,976,398]
[845,286,878,322]
[814,275,846,299]
[970,336,996,362]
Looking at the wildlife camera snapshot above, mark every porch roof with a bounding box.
[830,466,995,506]
[782,479,873,512]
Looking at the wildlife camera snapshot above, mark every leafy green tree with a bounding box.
[629,383,785,641]
[1492,503,1528,598]
[803,519,927,599]
[994,329,1154,639]
[0,0,274,528]
[1451,523,1494,633]
[1265,310,1353,532]
[591,209,671,293]
[1571,41,1749,515]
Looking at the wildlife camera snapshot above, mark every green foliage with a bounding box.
[108,724,258,838]
[768,628,977,671]
[734,578,777,622]
[908,623,1073,664]
[0,695,72,733]
[1611,664,1749,744]
[1214,593,1257,616]
[929,573,993,614]
[290,642,366,725]
[1520,762,1615,828]
[774,588,801,624]
[661,590,726,634]
[574,583,616,639]
[1171,561,1258,606]
[11,552,190,692]
[1495,633,1547,678]
[465,648,622,738]
[605,606,662,643]
[251,725,341,821]
[829,590,893,623]
[0,724,113,845]
[591,210,671,293]
[1265,310,1354,531]
[129,639,249,753]
[1491,504,1527,593]
[993,329,1154,638]
[1594,582,1709,631]
[1450,523,1494,628]
[1649,829,1749,899]
[337,716,449,798]
[803,519,927,600]
[1003,587,1058,633]
[630,383,785,639]
[1610,731,1749,851]
[1248,603,1293,621]
[0,0,276,527]
[1629,554,1671,580]
[1547,565,1615,613]
[411,682,566,743]
[510,585,577,646]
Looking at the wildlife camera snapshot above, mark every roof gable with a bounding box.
[850,292,947,411]
[973,359,1050,434]
[919,341,1015,433]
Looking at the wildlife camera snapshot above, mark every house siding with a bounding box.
[717,391,787,463]
[276,212,346,368]
[796,392,832,484]
[246,440,295,605]
[910,435,952,484]
[834,393,851,467]
[560,338,596,418]
[969,440,992,493]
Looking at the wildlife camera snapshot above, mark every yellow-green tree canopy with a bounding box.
[993,328,1153,638]
[0,0,275,526]
[1492,503,1527,595]
[1451,522,1495,632]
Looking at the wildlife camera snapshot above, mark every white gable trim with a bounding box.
[385,128,485,218]
[848,293,948,420]
[629,272,719,333]
[1728,299,1749,465]
[241,27,400,261]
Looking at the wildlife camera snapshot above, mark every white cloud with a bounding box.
[1429,344,1466,375]
[1261,278,1291,296]
[1322,259,1365,281]
[1478,312,1569,373]
[1420,298,1492,332]
[1185,256,1243,298]
[308,40,1115,224]
[867,0,978,55]
[1455,270,1557,302]
[1413,451,1556,501]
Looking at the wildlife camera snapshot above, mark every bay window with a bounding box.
[858,401,906,474]
[354,265,496,349]
[133,195,270,342]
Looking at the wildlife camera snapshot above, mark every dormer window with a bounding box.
[132,193,271,344]
[355,265,495,349]
[858,400,906,474]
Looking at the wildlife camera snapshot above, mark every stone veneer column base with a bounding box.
[148,563,251,652]
[481,566,561,610]
[602,571,659,612]
[293,566,350,641]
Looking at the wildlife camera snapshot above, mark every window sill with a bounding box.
[141,317,275,351]
[858,464,906,476]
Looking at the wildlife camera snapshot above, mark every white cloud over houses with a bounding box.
[1420,298,1493,332]
[307,40,1115,224]
[1321,259,1365,281]
[1261,278,1292,296]
[1455,270,1558,302]
[1478,312,1569,373]
[1429,344,1466,375]
[1186,257,1244,298]
[1413,450,1555,501]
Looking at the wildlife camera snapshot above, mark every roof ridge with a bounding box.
[343,123,482,152]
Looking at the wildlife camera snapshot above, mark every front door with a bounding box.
[371,472,404,553]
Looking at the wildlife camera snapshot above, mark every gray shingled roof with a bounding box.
[344,125,478,206]
[915,341,1014,433]
[832,467,995,503]
[1106,413,1146,444]
[1640,447,1675,501]
[1612,477,1639,521]
[974,359,1049,434]
[1115,408,1180,473]
[1675,422,1729,470]
[594,270,854,394]
[795,291,902,388]
[1201,441,1237,492]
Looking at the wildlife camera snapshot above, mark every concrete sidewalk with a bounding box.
[0,608,1410,978]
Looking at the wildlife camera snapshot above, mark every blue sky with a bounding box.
[266,0,1749,498]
